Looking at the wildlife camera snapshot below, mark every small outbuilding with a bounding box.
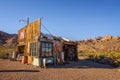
[17,19,78,67]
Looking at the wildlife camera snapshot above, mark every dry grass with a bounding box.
[0,47,15,58]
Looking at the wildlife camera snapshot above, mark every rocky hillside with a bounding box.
[78,35,120,52]
[0,31,17,48]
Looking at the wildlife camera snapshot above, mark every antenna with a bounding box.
[19,17,29,25]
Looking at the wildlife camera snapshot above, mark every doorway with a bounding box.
[18,45,25,54]
[63,44,78,61]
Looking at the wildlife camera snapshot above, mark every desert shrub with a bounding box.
[0,47,15,58]
[78,51,120,67]
[0,52,5,58]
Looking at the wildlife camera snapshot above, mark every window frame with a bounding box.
[40,41,53,58]
[30,42,37,56]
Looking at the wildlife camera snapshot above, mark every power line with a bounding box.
[41,23,54,38]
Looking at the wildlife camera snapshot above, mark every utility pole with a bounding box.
[27,18,29,25]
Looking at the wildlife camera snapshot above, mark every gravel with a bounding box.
[0,59,120,80]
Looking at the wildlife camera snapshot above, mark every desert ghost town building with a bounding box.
[17,19,78,67]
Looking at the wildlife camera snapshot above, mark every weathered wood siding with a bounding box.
[18,19,41,56]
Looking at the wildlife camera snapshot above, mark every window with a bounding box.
[41,42,53,57]
[30,42,37,56]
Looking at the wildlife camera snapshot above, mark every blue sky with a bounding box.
[0,0,120,40]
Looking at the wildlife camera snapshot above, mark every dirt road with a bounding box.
[0,59,120,80]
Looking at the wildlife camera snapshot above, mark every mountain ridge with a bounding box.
[0,31,17,48]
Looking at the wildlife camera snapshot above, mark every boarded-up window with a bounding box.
[41,42,53,57]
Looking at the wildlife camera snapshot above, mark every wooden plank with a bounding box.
[17,19,41,56]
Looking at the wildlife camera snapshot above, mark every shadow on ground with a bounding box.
[0,70,39,72]
[48,59,114,69]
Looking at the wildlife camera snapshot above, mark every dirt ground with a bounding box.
[0,58,120,80]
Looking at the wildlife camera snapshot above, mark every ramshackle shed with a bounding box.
[17,19,78,67]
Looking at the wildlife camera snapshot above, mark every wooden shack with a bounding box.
[17,19,78,67]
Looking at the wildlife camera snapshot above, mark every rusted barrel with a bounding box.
[22,56,27,64]
[28,56,33,64]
